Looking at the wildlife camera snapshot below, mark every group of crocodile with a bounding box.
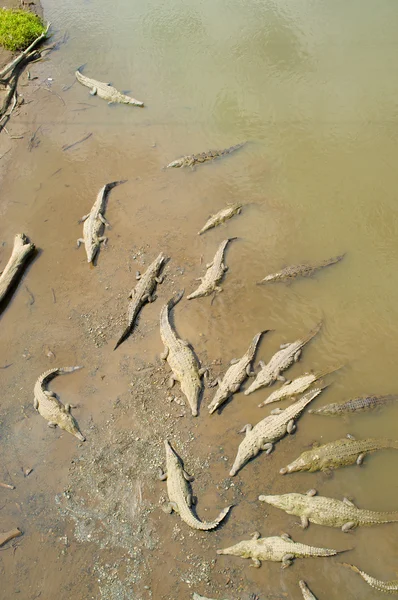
[25,76,393,597]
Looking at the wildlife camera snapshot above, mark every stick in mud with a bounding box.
[62,132,92,151]
[0,528,22,547]
[0,482,15,490]
[0,234,35,307]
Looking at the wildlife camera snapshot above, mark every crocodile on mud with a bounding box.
[256,254,345,284]
[75,69,144,106]
[114,253,166,350]
[159,440,232,530]
[258,365,341,407]
[244,322,322,396]
[343,563,398,594]
[279,435,398,474]
[77,180,126,263]
[308,394,398,416]
[216,531,341,569]
[160,290,207,416]
[165,142,246,169]
[187,238,236,300]
[230,388,324,476]
[33,367,85,441]
[198,203,243,235]
[208,331,269,414]
[299,581,318,600]
[259,488,398,532]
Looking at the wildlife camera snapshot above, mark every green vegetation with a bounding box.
[0,9,45,52]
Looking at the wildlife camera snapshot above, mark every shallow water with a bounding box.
[1,0,398,598]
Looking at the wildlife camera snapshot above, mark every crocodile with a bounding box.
[258,365,341,407]
[198,203,243,235]
[216,531,340,568]
[343,563,398,594]
[165,142,246,169]
[230,388,324,476]
[279,435,398,474]
[299,581,318,600]
[160,291,206,416]
[77,180,126,263]
[159,440,232,530]
[259,489,398,532]
[75,69,144,106]
[308,394,398,416]
[187,238,237,300]
[193,595,230,600]
[244,322,322,396]
[33,367,85,441]
[208,331,269,414]
[114,253,166,350]
[257,254,345,284]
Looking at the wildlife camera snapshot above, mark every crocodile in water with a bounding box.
[34,367,85,441]
[343,563,398,594]
[244,323,322,396]
[159,440,232,530]
[77,180,126,263]
[299,581,318,600]
[217,531,340,568]
[259,488,398,532]
[75,69,144,106]
[257,254,345,284]
[279,435,398,474]
[165,143,246,169]
[208,331,269,414]
[114,253,166,349]
[230,388,324,476]
[160,291,206,416]
[258,365,340,407]
[308,394,398,416]
[198,203,243,235]
[187,238,236,300]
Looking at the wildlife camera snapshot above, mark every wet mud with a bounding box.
[2,0,398,599]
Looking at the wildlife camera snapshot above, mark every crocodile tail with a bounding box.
[114,326,131,350]
[225,142,246,154]
[301,321,322,345]
[195,504,233,531]
[325,253,346,266]
[342,563,361,575]
[167,290,184,309]
[314,364,344,380]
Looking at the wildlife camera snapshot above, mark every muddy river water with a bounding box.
[1,1,398,599]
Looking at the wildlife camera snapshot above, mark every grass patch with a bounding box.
[0,9,45,52]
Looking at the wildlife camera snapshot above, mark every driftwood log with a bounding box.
[0,233,35,305]
[0,527,22,547]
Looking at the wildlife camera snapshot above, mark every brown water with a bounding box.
[1,0,398,598]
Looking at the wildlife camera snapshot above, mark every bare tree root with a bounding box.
[0,233,35,306]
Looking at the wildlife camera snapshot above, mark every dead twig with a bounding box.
[0,482,15,490]
[62,132,92,152]
[51,288,56,303]
[0,234,35,307]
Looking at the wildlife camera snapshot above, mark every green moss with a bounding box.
[0,9,45,52]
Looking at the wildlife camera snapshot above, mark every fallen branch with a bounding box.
[0,482,15,489]
[0,22,51,81]
[0,528,22,548]
[62,132,92,151]
[0,233,35,306]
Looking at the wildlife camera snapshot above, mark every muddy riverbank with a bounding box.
[2,1,398,599]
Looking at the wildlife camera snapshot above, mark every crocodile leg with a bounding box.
[44,390,56,398]
[33,397,39,409]
[78,213,90,223]
[64,404,71,413]
[76,238,84,248]
[158,468,167,481]
[270,408,284,415]
[222,263,228,272]
[214,286,223,293]
[261,442,273,454]
[294,350,302,362]
[343,497,356,507]
[231,383,240,393]
[98,213,111,227]
[155,276,164,284]
[183,470,194,482]
[342,522,356,532]
[98,236,108,245]
[356,453,365,465]
[162,502,174,514]
[250,531,261,540]
[206,261,214,268]
[239,424,253,434]
[281,533,292,541]
[280,343,290,349]
[287,419,296,434]
[142,294,149,302]
[258,360,266,369]
[246,364,256,376]
[90,87,97,96]
[147,295,156,303]
[209,378,221,388]
[281,554,295,569]
[160,346,169,360]
[168,375,178,388]
[198,367,208,377]
[306,489,317,496]
[186,494,193,507]
[47,422,57,428]
[230,358,239,365]
[250,558,261,568]
[300,516,309,529]
[276,374,286,382]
